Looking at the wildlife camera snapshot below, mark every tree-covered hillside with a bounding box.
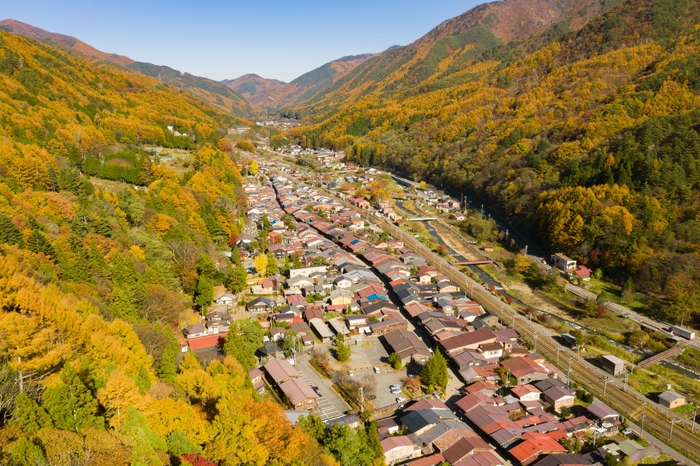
[0,30,335,465]
[290,0,700,323]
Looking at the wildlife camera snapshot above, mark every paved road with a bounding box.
[295,352,349,421]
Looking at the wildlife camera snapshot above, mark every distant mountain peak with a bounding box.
[224,53,375,110]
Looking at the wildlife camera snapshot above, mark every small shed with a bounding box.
[600,355,626,375]
[658,390,686,409]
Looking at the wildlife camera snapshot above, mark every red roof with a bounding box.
[187,333,228,350]
[508,432,566,465]
[326,304,347,311]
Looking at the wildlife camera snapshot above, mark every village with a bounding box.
[179,159,674,466]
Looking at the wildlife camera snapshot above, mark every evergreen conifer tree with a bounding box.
[43,364,102,433]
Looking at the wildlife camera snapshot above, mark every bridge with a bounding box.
[406,217,437,221]
[456,260,494,266]
[637,343,686,369]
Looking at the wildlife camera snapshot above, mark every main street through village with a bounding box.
[263,153,700,465]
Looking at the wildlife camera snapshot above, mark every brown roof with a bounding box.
[439,328,497,353]
[404,399,449,412]
[443,437,491,464]
[279,378,318,405]
[501,356,548,380]
[263,359,300,385]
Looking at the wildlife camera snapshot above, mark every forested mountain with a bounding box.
[0,30,334,465]
[223,53,374,110]
[286,0,611,119]
[290,0,700,323]
[0,19,262,118]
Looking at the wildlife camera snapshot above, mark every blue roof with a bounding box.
[367,293,388,301]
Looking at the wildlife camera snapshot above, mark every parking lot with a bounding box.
[343,336,390,370]
[349,366,409,410]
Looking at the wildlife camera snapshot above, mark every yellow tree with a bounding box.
[254,254,268,278]
[97,371,147,430]
[249,159,259,175]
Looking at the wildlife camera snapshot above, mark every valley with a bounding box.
[1,0,700,464]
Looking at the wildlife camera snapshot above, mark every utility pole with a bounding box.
[533,332,538,353]
[567,359,573,389]
[670,418,679,440]
[556,346,563,364]
[603,376,609,398]
[641,403,648,440]
[693,404,697,433]
[624,372,629,393]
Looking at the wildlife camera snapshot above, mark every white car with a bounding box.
[396,397,407,403]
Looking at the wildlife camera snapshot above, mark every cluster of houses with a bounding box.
[183,168,665,466]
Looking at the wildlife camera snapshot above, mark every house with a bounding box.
[269,327,285,341]
[452,350,490,371]
[183,323,206,338]
[382,436,419,465]
[401,410,443,436]
[370,318,408,336]
[280,378,319,411]
[574,266,592,281]
[255,341,282,362]
[500,357,549,385]
[600,355,626,376]
[511,385,541,402]
[442,437,492,465]
[480,342,504,360]
[328,289,354,306]
[586,402,620,433]
[541,386,575,413]
[247,297,274,313]
[508,432,567,465]
[437,281,460,293]
[464,381,497,397]
[347,315,371,334]
[617,440,660,463]
[551,253,576,273]
[658,390,686,409]
[383,329,432,365]
[214,292,236,306]
[249,368,266,394]
[287,275,314,290]
[263,359,300,385]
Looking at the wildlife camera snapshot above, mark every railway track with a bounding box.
[267,162,700,463]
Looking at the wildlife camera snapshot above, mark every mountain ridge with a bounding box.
[223,53,375,110]
[0,18,262,118]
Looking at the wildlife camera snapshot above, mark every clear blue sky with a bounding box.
[3,0,486,82]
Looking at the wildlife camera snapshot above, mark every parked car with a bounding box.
[390,384,400,390]
[395,397,407,403]
[391,388,402,395]
[374,367,380,373]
